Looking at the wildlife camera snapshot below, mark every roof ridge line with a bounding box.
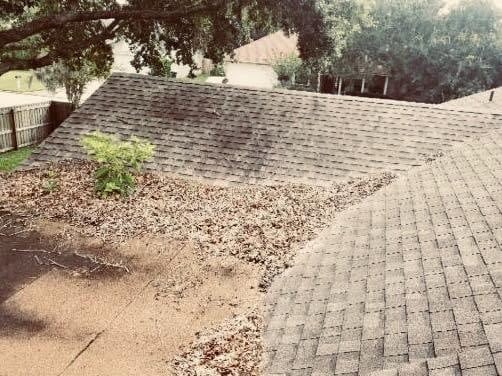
[108,72,502,118]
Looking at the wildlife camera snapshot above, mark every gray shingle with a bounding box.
[484,323,502,353]
[264,132,502,375]
[25,73,502,186]
[458,346,494,369]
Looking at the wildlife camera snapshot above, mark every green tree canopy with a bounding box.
[0,0,327,77]
[36,59,110,106]
[314,0,502,102]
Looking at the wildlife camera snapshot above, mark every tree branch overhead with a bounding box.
[0,2,223,48]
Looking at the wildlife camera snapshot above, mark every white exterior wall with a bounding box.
[111,41,138,73]
[224,62,278,88]
[171,51,205,78]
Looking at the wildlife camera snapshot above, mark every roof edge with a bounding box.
[108,72,502,118]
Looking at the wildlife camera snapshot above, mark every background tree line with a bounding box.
[1,0,501,105]
[304,0,502,102]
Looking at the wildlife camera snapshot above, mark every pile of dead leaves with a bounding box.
[171,310,263,376]
[0,161,395,287]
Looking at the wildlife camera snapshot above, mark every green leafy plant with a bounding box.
[149,56,173,78]
[81,131,155,197]
[272,54,303,84]
[40,170,59,193]
[41,179,58,193]
[210,64,225,77]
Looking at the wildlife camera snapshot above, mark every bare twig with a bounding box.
[42,256,69,269]
[73,251,130,273]
[89,265,102,273]
[9,229,30,236]
[0,219,13,229]
[12,248,52,254]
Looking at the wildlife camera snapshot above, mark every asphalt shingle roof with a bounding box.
[439,87,502,114]
[227,31,299,65]
[263,131,502,375]
[27,73,502,186]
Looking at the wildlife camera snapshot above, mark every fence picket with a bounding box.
[0,101,73,153]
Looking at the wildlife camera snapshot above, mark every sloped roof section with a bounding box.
[440,87,502,114]
[227,31,299,65]
[263,131,502,375]
[27,73,502,185]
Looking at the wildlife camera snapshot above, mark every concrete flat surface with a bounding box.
[0,219,261,376]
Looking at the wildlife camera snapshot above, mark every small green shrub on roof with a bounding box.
[81,131,154,197]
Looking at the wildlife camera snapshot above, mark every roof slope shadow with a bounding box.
[25,72,502,186]
[263,130,502,375]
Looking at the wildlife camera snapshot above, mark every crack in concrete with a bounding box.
[58,243,186,375]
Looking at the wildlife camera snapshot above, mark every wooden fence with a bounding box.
[0,101,73,153]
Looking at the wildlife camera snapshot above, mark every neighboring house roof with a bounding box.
[227,30,391,77]
[26,73,502,185]
[227,31,299,65]
[439,87,502,114]
[264,130,502,375]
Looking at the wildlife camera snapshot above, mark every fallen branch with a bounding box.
[73,251,130,273]
[0,219,13,229]
[42,256,69,269]
[89,265,102,273]
[34,255,43,265]
[9,229,30,236]
[12,248,53,254]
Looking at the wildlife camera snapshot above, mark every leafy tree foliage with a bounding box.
[272,54,317,91]
[0,0,325,77]
[210,64,226,77]
[307,0,373,71]
[36,60,110,106]
[272,54,303,83]
[148,56,173,78]
[314,0,502,102]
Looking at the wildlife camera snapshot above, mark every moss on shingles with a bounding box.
[0,147,33,172]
